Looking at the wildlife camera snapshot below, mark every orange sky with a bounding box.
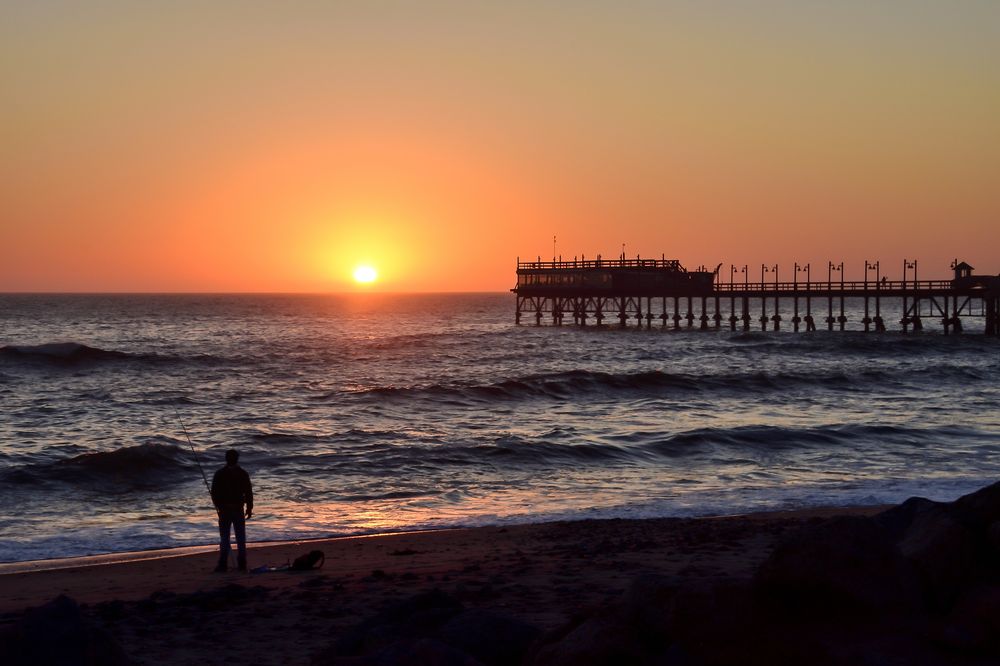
[2,2,998,292]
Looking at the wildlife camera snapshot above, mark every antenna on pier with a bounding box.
[553,235,557,261]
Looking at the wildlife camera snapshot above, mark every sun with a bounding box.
[353,265,378,284]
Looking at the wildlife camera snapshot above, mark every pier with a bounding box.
[513,258,1000,335]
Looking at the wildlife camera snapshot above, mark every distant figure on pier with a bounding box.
[211,448,254,572]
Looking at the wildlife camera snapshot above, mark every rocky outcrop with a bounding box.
[312,589,540,666]
[0,595,132,666]
[530,480,1000,666]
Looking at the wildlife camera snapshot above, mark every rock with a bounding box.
[664,580,764,664]
[755,516,921,617]
[941,585,1000,655]
[950,480,1000,529]
[314,590,537,666]
[988,521,1000,555]
[0,595,132,666]
[874,496,938,541]
[326,589,463,658]
[367,638,484,666]
[528,575,681,665]
[528,604,646,666]
[896,502,979,608]
[617,575,679,647]
[438,608,541,666]
[530,577,761,666]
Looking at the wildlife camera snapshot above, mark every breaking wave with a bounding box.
[0,342,227,367]
[333,365,988,405]
[0,442,197,488]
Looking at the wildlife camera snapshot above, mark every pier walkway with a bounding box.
[513,258,1000,335]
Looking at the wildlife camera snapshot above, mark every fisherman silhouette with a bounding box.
[211,449,253,572]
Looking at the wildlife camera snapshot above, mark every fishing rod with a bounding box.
[173,407,240,569]
[174,407,212,495]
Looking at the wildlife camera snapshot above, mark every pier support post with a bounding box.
[988,297,1000,336]
[911,298,923,332]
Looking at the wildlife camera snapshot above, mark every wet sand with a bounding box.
[0,507,883,665]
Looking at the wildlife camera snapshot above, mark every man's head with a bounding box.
[225,449,239,465]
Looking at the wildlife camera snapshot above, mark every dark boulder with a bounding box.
[530,576,764,666]
[528,575,681,665]
[527,603,647,666]
[0,595,131,666]
[438,608,541,666]
[895,502,980,608]
[950,480,1000,529]
[314,590,539,666]
[874,496,937,541]
[755,516,921,617]
[939,584,1000,655]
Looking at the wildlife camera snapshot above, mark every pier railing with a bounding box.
[518,258,683,270]
[714,279,955,293]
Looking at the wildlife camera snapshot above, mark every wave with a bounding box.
[267,423,993,473]
[0,441,199,488]
[640,423,981,457]
[725,331,1000,356]
[0,342,228,368]
[332,364,987,405]
[0,342,131,363]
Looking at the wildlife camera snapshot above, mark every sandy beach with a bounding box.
[7,479,1000,666]
[0,507,880,665]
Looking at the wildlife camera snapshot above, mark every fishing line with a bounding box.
[174,406,211,495]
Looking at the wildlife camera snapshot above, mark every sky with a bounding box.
[2,1,998,292]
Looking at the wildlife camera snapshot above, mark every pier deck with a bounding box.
[513,258,1000,335]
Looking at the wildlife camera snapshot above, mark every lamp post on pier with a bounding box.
[827,262,844,330]
[863,260,878,332]
[793,263,810,331]
[771,264,781,330]
[729,265,738,330]
[760,264,769,330]
[902,259,917,332]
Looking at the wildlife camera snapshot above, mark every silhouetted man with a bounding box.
[211,449,253,572]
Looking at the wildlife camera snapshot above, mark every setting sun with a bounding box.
[353,265,378,284]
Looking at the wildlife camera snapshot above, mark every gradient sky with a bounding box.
[2,1,998,291]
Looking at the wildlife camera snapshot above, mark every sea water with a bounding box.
[1,293,998,562]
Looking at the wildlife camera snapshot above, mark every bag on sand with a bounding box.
[291,549,325,571]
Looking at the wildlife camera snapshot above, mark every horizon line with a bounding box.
[0,290,514,296]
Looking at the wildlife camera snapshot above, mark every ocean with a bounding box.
[1,293,998,563]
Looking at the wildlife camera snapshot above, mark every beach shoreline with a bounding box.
[0,505,887,664]
[0,504,888,577]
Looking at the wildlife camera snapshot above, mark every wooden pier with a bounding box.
[513,258,1000,336]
